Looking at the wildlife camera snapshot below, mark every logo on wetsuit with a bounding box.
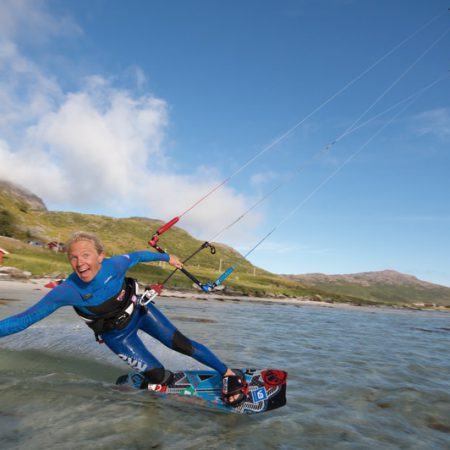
[118,354,147,371]
[117,289,126,302]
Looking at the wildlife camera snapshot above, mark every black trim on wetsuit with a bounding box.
[73,277,137,338]
[172,330,195,356]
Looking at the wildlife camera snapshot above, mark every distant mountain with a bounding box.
[288,270,438,287]
[0,180,47,211]
[284,270,450,306]
[0,179,49,240]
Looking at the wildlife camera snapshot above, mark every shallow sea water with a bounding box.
[0,284,449,449]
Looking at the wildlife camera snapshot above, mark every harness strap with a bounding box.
[73,277,138,342]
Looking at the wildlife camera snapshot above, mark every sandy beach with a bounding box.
[0,276,352,309]
[2,276,448,313]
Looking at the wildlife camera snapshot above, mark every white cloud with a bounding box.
[24,78,169,201]
[1,71,260,240]
[235,239,331,256]
[0,1,262,244]
[414,107,450,141]
[0,0,81,42]
[0,41,62,138]
[249,171,279,191]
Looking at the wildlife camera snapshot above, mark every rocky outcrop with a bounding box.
[0,266,32,279]
[0,179,47,211]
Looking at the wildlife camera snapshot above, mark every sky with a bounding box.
[0,0,449,286]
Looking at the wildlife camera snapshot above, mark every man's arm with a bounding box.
[0,283,79,337]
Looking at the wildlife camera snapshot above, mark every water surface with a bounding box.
[0,287,449,449]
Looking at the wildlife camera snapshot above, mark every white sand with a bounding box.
[0,276,346,309]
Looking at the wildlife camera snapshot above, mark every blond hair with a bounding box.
[66,231,104,255]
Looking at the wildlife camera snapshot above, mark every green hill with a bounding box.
[1,179,450,308]
[286,271,450,308]
[0,180,311,298]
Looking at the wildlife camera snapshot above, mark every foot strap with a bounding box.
[222,370,248,407]
[116,370,174,389]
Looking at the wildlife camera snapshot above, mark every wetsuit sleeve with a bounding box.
[0,283,80,338]
[112,251,170,274]
[128,251,170,265]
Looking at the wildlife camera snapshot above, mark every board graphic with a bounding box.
[116,368,287,414]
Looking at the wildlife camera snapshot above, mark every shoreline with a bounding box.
[0,276,448,313]
[0,276,339,308]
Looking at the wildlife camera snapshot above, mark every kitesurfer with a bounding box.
[0,231,246,406]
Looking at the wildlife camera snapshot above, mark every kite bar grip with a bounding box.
[149,217,180,248]
[201,267,235,293]
[215,267,235,286]
[157,217,180,235]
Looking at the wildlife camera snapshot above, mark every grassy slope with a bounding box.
[292,278,450,307]
[0,199,312,298]
[2,188,450,307]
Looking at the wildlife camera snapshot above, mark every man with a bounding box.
[0,231,246,406]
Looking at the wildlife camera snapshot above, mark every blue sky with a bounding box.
[1,0,449,286]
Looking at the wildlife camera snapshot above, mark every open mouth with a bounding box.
[78,267,91,279]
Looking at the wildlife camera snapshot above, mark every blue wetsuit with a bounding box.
[0,251,227,382]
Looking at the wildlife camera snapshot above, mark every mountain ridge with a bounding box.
[284,270,450,306]
[285,269,444,289]
[0,180,47,212]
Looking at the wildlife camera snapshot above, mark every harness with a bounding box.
[74,277,138,342]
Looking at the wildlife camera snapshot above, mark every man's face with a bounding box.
[68,240,104,283]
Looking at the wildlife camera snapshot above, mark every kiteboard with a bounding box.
[116,368,287,414]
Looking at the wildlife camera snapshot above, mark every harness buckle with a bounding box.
[138,283,164,306]
[138,289,158,306]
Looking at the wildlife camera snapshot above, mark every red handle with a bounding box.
[149,216,180,248]
[157,217,179,234]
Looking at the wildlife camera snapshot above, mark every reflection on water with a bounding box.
[1,295,450,449]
